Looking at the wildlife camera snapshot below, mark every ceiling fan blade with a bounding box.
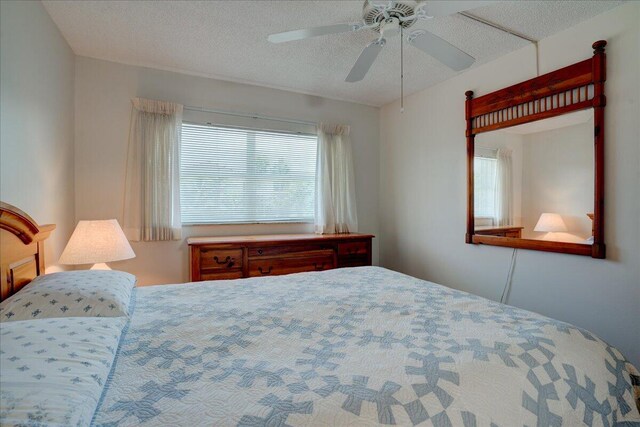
[420,1,496,17]
[268,23,355,43]
[345,39,386,82]
[408,30,475,71]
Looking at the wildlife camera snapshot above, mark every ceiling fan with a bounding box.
[268,0,493,83]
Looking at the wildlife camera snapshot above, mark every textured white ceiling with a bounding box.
[42,0,622,106]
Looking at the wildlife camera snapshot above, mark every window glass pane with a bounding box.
[180,123,317,224]
[474,156,497,219]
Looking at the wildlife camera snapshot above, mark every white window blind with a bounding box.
[180,123,317,224]
[474,155,497,220]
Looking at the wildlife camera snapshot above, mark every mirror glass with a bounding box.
[473,109,594,245]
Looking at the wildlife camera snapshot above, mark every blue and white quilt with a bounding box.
[0,317,126,426]
[92,267,640,426]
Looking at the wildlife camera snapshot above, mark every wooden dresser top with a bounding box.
[475,226,524,232]
[187,233,374,245]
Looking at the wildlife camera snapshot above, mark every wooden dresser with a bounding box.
[475,226,524,238]
[188,233,374,281]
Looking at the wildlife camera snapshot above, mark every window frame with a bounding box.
[473,152,498,223]
[179,120,318,226]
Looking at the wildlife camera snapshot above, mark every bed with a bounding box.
[1,203,639,426]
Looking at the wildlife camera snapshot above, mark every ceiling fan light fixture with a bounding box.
[381,18,401,38]
[363,0,418,29]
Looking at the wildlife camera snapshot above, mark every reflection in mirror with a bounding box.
[474,109,594,245]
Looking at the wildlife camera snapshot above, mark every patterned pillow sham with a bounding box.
[0,270,136,322]
[0,317,127,426]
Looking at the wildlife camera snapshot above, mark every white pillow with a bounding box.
[0,317,127,426]
[0,270,136,322]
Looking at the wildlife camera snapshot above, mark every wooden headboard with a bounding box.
[0,202,55,301]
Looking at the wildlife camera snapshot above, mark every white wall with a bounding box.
[74,57,380,285]
[0,1,75,270]
[521,121,594,240]
[379,2,639,366]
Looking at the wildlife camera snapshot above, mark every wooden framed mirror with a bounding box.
[465,41,606,258]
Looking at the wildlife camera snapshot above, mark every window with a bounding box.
[474,155,497,222]
[180,123,317,224]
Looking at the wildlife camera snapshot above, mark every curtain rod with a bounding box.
[184,106,317,127]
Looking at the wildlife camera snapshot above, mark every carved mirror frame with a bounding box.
[465,41,606,258]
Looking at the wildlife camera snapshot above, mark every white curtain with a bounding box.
[314,124,358,234]
[123,98,183,241]
[494,148,513,226]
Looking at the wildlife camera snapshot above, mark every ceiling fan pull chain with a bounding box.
[401,26,404,113]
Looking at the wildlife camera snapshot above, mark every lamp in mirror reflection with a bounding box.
[534,213,568,241]
[59,220,135,270]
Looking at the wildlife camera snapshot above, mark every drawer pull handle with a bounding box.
[258,266,273,275]
[213,256,235,268]
[346,247,365,255]
[257,249,264,255]
[213,256,230,264]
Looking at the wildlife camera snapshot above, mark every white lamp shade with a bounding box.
[59,220,135,265]
[534,213,568,233]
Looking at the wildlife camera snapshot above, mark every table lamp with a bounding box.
[534,213,568,240]
[59,219,135,270]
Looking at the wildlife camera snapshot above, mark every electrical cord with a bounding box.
[500,248,518,304]
[400,26,404,113]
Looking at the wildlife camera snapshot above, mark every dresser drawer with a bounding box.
[248,243,333,257]
[248,250,335,277]
[200,248,243,271]
[337,241,369,256]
